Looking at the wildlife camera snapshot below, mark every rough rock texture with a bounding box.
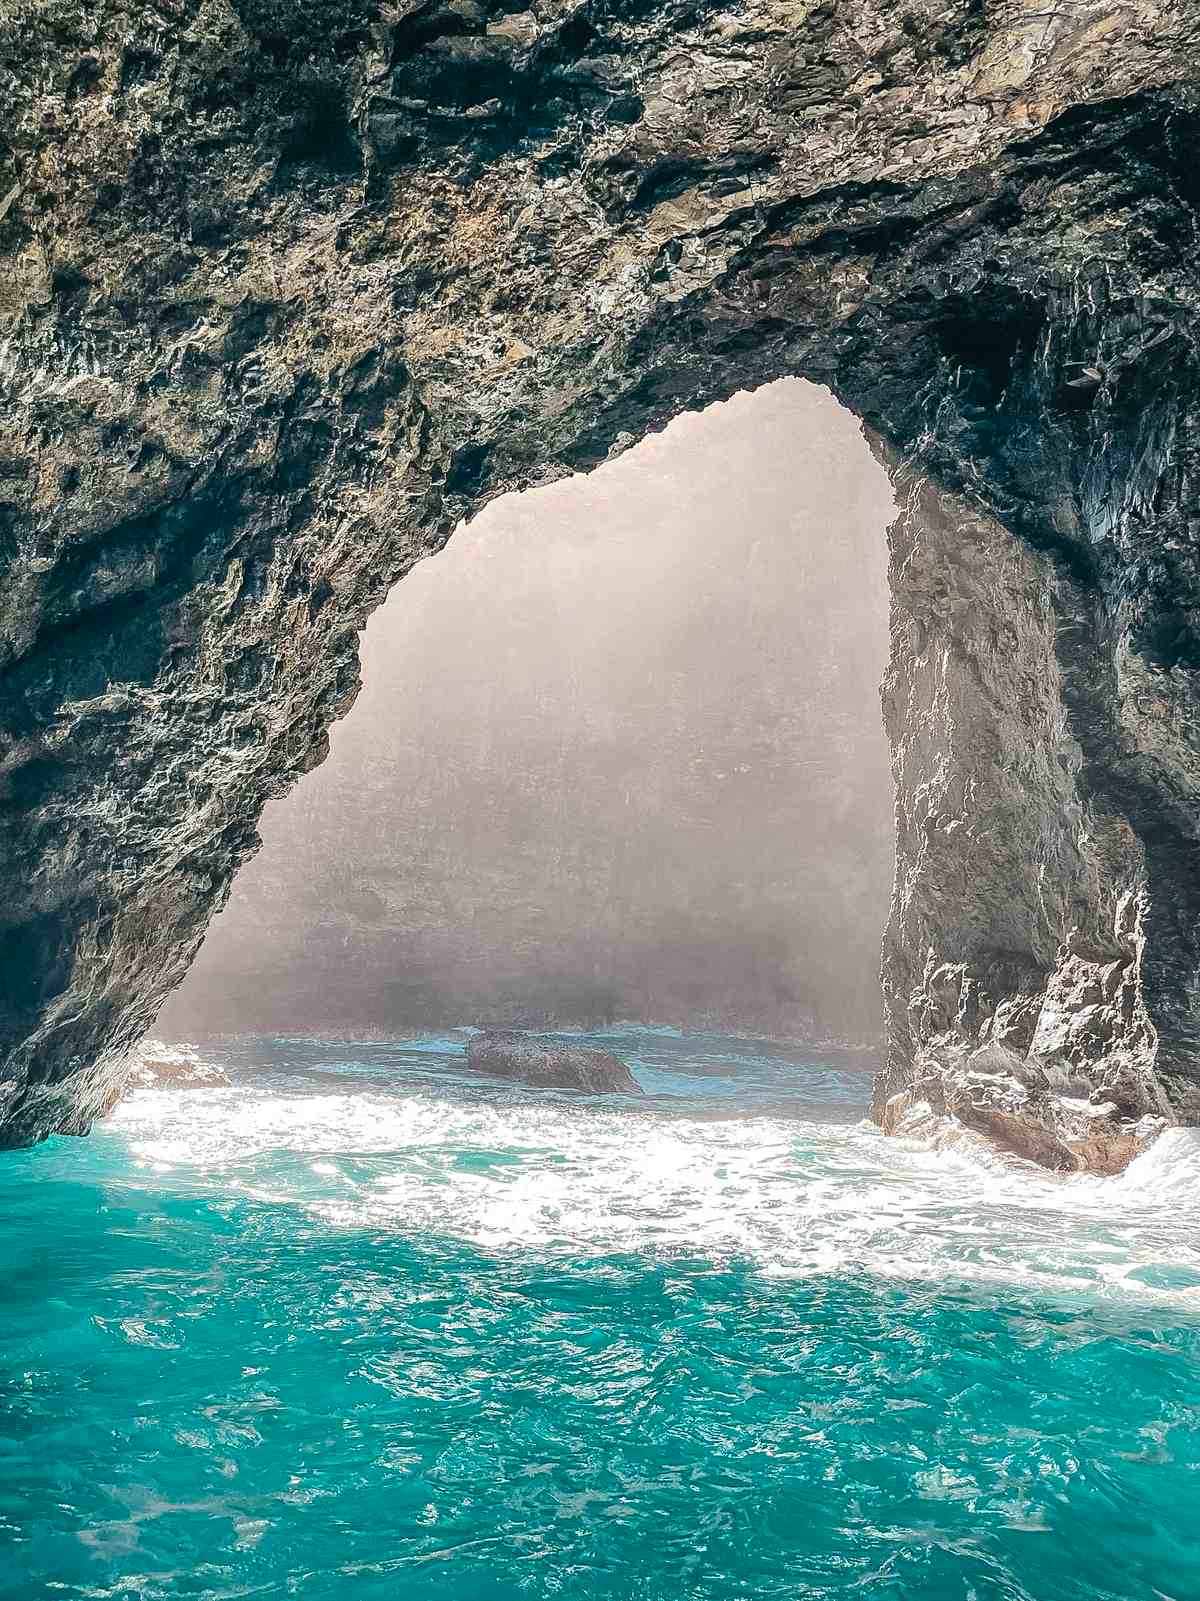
[874,469,1186,1169]
[465,1030,642,1093]
[1,0,1198,1156]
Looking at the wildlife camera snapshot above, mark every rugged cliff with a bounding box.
[1,0,1198,1156]
[877,472,1190,1171]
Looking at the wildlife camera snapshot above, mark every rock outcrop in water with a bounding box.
[97,1038,229,1116]
[874,472,1187,1172]
[0,1,1198,1163]
[466,1031,642,1093]
[129,1040,230,1092]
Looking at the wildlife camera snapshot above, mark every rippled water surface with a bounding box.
[3,1028,1199,1600]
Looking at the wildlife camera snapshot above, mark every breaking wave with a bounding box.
[4,1029,1199,1601]
[102,1031,1200,1307]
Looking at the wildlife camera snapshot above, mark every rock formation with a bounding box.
[95,1038,229,1116]
[465,1030,642,1093]
[127,1039,231,1091]
[876,473,1182,1171]
[1,0,1198,1163]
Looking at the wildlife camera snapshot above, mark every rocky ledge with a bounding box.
[878,1059,1166,1176]
[465,1031,642,1094]
[0,2,1198,1163]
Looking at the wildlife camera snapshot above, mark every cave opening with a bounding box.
[9,9,1200,1588]
[157,380,897,1052]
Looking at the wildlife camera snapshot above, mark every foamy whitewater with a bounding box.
[3,1030,1199,1599]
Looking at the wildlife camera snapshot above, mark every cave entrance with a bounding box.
[158,381,896,1049]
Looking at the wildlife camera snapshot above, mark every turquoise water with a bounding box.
[2,1028,1199,1600]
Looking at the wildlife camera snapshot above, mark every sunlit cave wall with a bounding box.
[158,381,895,1044]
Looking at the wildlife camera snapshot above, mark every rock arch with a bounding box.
[0,0,1196,1160]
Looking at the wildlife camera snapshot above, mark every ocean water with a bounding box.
[2,1028,1199,1601]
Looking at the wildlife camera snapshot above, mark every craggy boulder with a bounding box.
[97,1037,230,1117]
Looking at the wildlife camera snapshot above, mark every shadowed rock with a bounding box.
[465,1031,641,1094]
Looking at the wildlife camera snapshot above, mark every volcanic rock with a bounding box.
[465,1031,641,1094]
[0,0,1197,1168]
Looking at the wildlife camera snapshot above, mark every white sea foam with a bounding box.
[102,1059,1200,1312]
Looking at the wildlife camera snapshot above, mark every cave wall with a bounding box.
[877,469,1180,1171]
[0,0,1198,1151]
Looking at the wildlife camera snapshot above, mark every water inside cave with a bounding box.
[3,1029,1200,1600]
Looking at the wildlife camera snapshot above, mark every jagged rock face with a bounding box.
[1,0,1198,1153]
[876,474,1182,1171]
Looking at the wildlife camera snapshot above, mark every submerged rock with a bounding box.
[465,1032,641,1094]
